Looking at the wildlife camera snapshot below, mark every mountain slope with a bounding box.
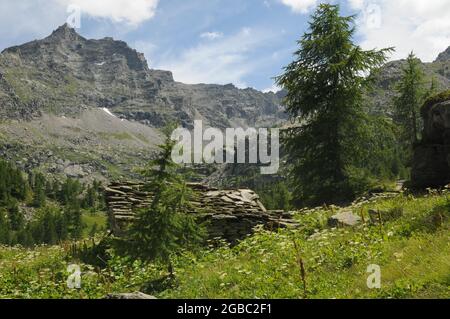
[0,24,286,129]
[367,52,450,116]
[0,24,449,181]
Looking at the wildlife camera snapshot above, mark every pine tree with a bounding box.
[0,209,11,244]
[7,200,24,231]
[394,52,427,148]
[31,172,47,208]
[33,187,46,208]
[82,184,97,211]
[41,208,58,245]
[55,210,69,241]
[276,4,392,206]
[119,125,205,268]
[66,200,83,239]
[17,225,34,247]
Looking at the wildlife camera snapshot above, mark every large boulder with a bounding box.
[412,91,450,188]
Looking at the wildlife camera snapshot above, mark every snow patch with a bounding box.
[96,61,106,66]
[102,107,116,117]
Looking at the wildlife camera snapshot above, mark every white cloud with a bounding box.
[350,0,450,62]
[154,27,278,87]
[200,31,223,40]
[280,0,318,13]
[133,40,158,66]
[347,0,365,9]
[263,84,281,93]
[56,0,159,26]
[0,0,66,44]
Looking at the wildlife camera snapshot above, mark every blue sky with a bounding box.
[0,0,449,91]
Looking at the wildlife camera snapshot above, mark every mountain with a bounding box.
[0,24,449,181]
[0,24,286,181]
[366,50,450,116]
[0,24,286,129]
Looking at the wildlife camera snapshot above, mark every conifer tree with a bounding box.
[394,52,427,147]
[7,200,24,231]
[276,4,392,205]
[119,125,205,268]
[0,209,11,244]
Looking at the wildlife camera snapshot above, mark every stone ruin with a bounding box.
[412,91,450,188]
[104,181,298,243]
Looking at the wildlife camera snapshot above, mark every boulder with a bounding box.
[328,211,361,227]
[412,90,450,188]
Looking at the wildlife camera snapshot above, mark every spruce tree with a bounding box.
[276,4,392,206]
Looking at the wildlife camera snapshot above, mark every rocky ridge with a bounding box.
[0,24,286,129]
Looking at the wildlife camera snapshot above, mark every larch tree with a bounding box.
[276,4,392,206]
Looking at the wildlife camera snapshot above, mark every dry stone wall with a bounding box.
[104,181,297,243]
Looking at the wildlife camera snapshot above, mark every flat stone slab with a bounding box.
[105,292,156,299]
[328,211,361,227]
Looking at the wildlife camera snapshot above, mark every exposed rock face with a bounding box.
[412,91,450,188]
[104,181,297,243]
[0,24,286,129]
[422,99,450,144]
[435,46,450,63]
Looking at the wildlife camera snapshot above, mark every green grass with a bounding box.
[0,192,448,299]
[81,212,108,237]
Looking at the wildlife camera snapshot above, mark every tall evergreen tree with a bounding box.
[394,52,427,147]
[276,4,392,206]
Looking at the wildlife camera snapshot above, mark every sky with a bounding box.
[0,0,449,92]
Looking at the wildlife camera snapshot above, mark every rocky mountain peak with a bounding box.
[435,46,450,62]
[47,23,83,42]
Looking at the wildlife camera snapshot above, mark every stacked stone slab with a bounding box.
[104,181,297,243]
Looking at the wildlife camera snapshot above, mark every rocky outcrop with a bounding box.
[412,91,450,188]
[104,181,298,243]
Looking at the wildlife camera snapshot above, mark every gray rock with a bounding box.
[105,292,157,299]
[64,164,86,178]
[328,211,361,227]
[412,93,450,188]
